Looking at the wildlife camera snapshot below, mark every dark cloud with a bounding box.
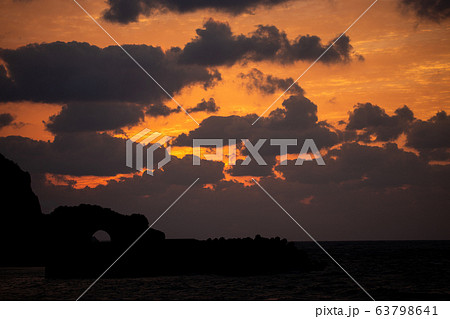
[0,65,15,98]
[346,103,414,142]
[239,68,304,95]
[187,98,220,113]
[0,132,133,176]
[0,129,225,179]
[146,103,180,117]
[146,98,219,117]
[175,93,339,160]
[344,104,450,162]
[1,102,446,241]
[27,144,450,240]
[406,111,450,161]
[228,155,277,177]
[179,19,359,66]
[277,142,429,188]
[0,41,220,104]
[270,94,319,129]
[174,114,254,144]
[400,0,450,22]
[151,155,225,185]
[45,102,145,133]
[0,113,14,129]
[103,0,292,24]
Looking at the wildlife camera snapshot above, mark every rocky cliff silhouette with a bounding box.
[0,153,44,266]
[0,153,317,278]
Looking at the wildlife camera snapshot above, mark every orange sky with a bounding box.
[1,0,449,243]
[0,0,449,186]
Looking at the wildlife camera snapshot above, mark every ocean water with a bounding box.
[1,241,449,300]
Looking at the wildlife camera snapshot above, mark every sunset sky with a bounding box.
[0,0,449,241]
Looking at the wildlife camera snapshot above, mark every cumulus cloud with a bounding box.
[151,155,225,185]
[344,104,450,162]
[228,155,277,177]
[346,103,414,142]
[103,0,293,24]
[406,110,450,161]
[0,22,360,137]
[399,0,450,22]
[187,98,220,113]
[146,103,181,117]
[0,113,15,129]
[179,19,360,66]
[45,102,145,133]
[0,132,133,176]
[239,68,304,95]
[146,98,219,117]
[0,129,226,179]
[0,100,447,240]
[277,142,429,188]
[0,41,220,104]
[175,92,339,160]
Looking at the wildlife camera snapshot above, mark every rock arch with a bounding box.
[47,204,163,247]
[91,229,112,242]
[45,204,165,278]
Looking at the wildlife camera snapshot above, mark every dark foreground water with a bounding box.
[1,241,449,300]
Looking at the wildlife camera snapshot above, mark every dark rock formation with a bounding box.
[0,153,44,266]
[0,152,316,278]
[46,229,316,278]
[45,204,165,278]
[44,205,316,278]
[146,236,317,277]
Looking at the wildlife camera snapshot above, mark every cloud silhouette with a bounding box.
[0,41,220,104]
[400,0,450,22]
[103,0,293,24]
[187,98,220,113]
[25,141,450,240]
[239,68,304,95]
[406,110,450,161]
[175,92,339,158]
[0,113,14,129]
[228,155,277,177]
[179,19,360,66]
[346,103,414,142]
[146,103,181,117]
[277,142,429,188]
[0,132,133,176]
[45,102,145,133]
[344,103,450,161]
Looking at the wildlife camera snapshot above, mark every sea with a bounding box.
[1,241,449,300]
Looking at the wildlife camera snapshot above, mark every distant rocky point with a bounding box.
[46,205,317,278]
